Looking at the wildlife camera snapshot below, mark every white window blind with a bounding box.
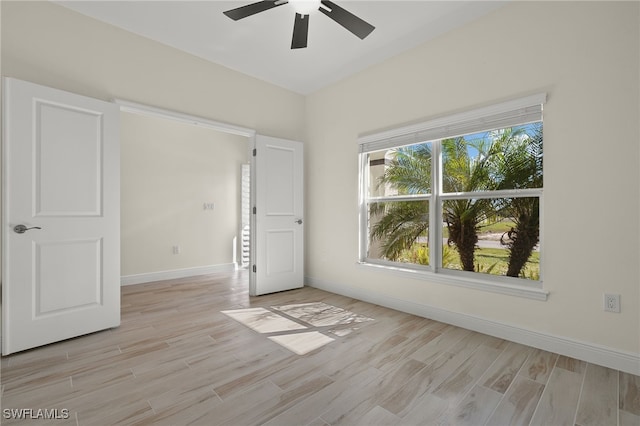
[359,93,546,153]
[241,163,251,268]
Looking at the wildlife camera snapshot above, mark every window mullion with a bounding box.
[358,153,369,261]
[368,194,431,203]
[440,188,542,200]
[430,140,442,271]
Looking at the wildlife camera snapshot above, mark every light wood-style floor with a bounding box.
[1,271,639,425]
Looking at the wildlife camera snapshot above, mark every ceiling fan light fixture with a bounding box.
[288,0,321,16]
[223,0,375,49]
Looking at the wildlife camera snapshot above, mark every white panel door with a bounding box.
[251,135,303,296]
[2,78,120,355]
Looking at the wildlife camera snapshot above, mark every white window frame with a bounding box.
[358,94,548,301]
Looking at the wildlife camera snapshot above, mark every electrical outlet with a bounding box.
[603,293,620,313]
[172,245,181,255]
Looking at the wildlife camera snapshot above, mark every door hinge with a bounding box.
[252,148,257,157]
[252,265,256,273]
[253,206,256,215]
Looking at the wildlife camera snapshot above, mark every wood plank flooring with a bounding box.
[1,271,639,425]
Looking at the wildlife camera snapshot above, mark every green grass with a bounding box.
[477,220,516,234]
[397,244,540,280]
[446,247,540,280]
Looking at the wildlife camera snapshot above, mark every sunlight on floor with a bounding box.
[268,332,335,355]
[221,307,307,333]
[272,302,374,327]
[222,302,374,355]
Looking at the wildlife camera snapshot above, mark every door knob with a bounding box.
[14,225,42,234]
[294,219,303,225]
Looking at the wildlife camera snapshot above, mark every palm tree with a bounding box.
[370,137,500,271]
[369,144,431,261]
[441,136,499,271]
[491,124,543,277]
[369,200,429,261]
[369,125,542,277]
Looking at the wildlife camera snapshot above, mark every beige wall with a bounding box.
[121,112,248,276]
[0,1,2,306]
[305,1,640,354]
[0,1,305,141]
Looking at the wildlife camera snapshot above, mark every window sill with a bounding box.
[356,261,549,301]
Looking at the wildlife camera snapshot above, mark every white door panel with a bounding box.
[35,101,104,216]
[2,78,120,355]
[251,135,303,296]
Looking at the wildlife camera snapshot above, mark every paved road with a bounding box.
[418,235,539,251]
[453,237,539,251]
[476,238,506,249]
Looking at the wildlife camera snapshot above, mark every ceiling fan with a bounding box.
[223,0,375,49]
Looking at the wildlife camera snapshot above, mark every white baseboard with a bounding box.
[121,263,237,286]
[305,276,640,376]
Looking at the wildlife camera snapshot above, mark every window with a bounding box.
[358,94,547,298]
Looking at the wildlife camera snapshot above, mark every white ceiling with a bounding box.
[55,1,507,95]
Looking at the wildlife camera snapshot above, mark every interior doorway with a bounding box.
[117,101,254,285]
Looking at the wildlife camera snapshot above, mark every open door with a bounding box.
[250,135,303,296]
[2,78,120,354]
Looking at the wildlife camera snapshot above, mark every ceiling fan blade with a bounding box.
[291,13,309,49]
[319,0,374,39]
[223,1,286,21]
